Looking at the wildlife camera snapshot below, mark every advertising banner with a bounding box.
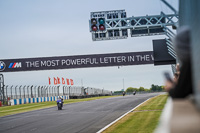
[0,51,154,72]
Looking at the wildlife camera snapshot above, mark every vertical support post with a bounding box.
[51,86,52,96]
[0,75,1,102]
[34,86,37,98]
[19,85,22,99]
[190,0,200,109]
[63,86,65,95]
[57,86,60,96]
[54,87,56,96]
[5,85,8,101]
[69,86,71,96]
[48,86,50,97]
[52,87,53,96]
[23,86,26,98]
[179,0,200,109]
[38,86,40,97]
[11,85,13,99]
[15,86,18,99]
[30,85,33,98]
[46,86,48,97]
[27,86,30,98]
[2,83,4,105]
[0,74,5,105]
[41,86,43,97]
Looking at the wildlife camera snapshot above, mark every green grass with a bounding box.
[0,96,117,117]
[135,94,168,111]
[103,95,168,133]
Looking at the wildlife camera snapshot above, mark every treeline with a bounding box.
[114,84,164,94]
[126,84,164,92]
[126,87,148,92]
[150,84,165,92]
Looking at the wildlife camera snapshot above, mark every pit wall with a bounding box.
[9,95,69,106]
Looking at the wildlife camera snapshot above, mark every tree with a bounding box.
[150,84,164,92]
[126,87,138,92]
[138,87,145,91]
[150,84,155,91]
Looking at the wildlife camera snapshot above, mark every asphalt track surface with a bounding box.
[0,93,162,133]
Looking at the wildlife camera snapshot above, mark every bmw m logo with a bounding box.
[0,61,6,71]
[9,62,22,68]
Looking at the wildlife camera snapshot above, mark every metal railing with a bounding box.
[0,85,112,102]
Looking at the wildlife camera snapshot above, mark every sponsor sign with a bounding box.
[0,51,154,72]
[0,61,6,71]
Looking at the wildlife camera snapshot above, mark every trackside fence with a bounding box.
[0,85,112,106]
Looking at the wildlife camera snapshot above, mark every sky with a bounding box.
[0,0,178,92]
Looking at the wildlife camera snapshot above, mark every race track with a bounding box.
[0,93,162,133]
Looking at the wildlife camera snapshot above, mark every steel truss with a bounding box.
[92,13,178,41]
[105,14,178,30]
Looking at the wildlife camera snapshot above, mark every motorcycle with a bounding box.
[57,99,63,110]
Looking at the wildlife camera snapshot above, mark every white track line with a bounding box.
[96,97,152,133]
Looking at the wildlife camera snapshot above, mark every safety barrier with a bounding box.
[9,95,69,106]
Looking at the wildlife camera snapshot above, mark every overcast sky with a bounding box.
[0,0,178,91]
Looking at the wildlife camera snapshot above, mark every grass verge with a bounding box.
[103,94,168,133]
[0,96,117,117]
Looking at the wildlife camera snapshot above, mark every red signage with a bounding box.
[49,77,74,85]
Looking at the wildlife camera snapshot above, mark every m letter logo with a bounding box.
[9,62,22,68]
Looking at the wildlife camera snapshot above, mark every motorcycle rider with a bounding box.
[57,96,64,108]
[123,91,125,96]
